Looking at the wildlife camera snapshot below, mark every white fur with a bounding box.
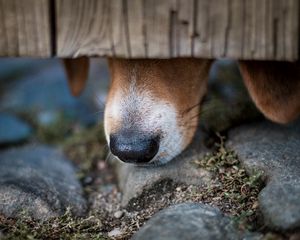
[104,79,183,165]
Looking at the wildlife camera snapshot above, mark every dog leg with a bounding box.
[63,57,89,96]
[238,61,300,123]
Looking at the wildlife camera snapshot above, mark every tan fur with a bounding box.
[106,58,212,148]
[238,61,300,124]
[63,57,89,96]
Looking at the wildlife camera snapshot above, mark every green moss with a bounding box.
[62,123,107,180]
[36,116,72,144]
[194,134,264,230]
[200,95,262,133]
[0,209,106,240]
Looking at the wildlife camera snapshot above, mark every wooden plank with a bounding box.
[285,0,299,60]
[226,0,244,58]
[210,0,229,58]
[193,0,212,57]
[127,0,146,58]
[56,0,113,57]
[242,0,254,59]
[110,0,129,57]
[176,0,194,57]
[278,0,298,60]
[253,0,267,59]
[55,0,299,60]
[144,0,173,58]
[0,0,51,57]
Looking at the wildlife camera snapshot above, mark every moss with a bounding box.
[0,209,106,240]
[62,123,107,180]
[200,94,262,134]
[202,61,263,133]
[194,133,265,230]
[122,134,265,236]
[36,117,71,144]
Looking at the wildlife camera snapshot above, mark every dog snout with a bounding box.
[109,130,160,164]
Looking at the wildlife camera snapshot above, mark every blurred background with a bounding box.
[0,58,109,146]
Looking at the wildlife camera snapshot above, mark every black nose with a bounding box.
[109,130,160,164]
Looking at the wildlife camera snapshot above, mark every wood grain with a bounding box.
[56,0,299,60]
[0,0,51,57]
[56,0,113,57]
[0,0,298,60]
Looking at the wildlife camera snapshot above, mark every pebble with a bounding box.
[108,228,123,238]
[114,210,124,219]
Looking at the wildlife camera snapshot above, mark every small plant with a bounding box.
[0,208,106,240]
[194,133,264,230]
[62,124,107,181]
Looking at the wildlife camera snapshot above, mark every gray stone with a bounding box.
[227,120,300,231]
[108,228,124,238]
[259,180,300,231]
[132,203,244,240]
[0,113,32,144]
[0,145,86,220]
[242,233,263,240]
[114,138,213,205]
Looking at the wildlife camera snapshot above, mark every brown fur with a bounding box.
[238,61,300,124]
[106,58,212,147]
[63,57,89,96]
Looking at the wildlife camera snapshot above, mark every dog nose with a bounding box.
[109,130,159,164]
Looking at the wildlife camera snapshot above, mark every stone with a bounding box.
[0,113,32,145]
[108,228,123,238]
[114,135,213,205]
[259,180,300,231]
[132,203,247,240]
[0,145,86,220]
[227,120,300,231]
[114,210,124,219]
[202,59,262,133]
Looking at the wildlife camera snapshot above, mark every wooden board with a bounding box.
[56,0,299,60]
[0,0,51,57]
[0,0,298,60]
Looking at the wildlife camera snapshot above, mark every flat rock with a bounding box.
[0,145,86,220]
[114,137,213,206]
[132,203,257,240]
[259,180,300,231]
[227,120,300,231]
[0,113,32,145]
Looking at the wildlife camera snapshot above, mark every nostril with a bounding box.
[143,137,159,161]
[109,132,160,164]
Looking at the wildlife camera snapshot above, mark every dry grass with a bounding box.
[193,134,264,230]
[0,209,106,240]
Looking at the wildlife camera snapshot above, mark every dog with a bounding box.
[64,58,300,166]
